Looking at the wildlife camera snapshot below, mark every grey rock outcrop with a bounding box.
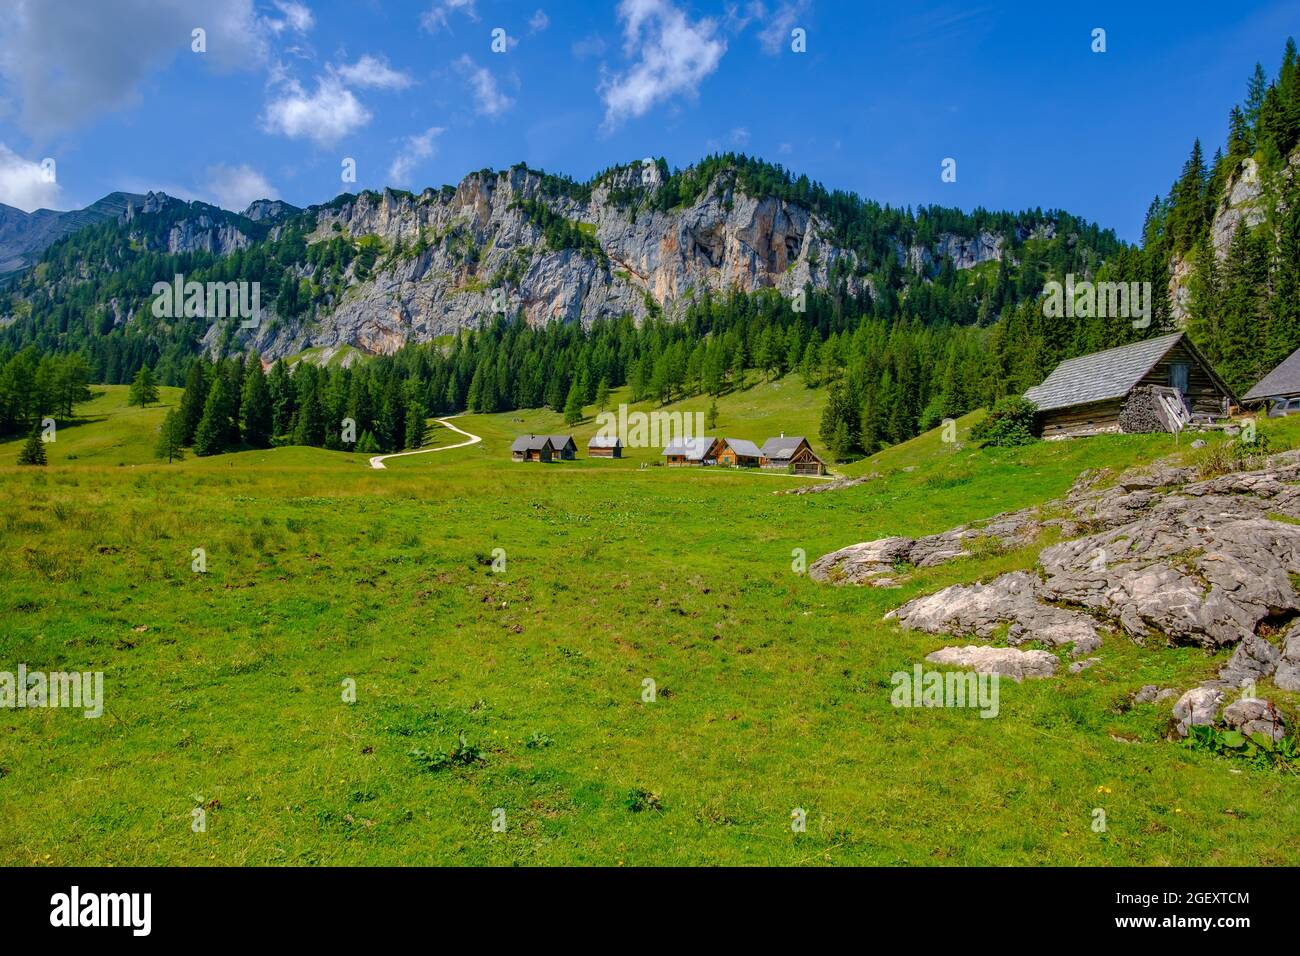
[924,645,1058,681]
[886,571,1103,656]
[1172,686,1224,737]
[1221,697,1287,742]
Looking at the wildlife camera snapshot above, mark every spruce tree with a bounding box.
[563,379,584,426]
[178,361,209,444]
[155,409,186,463]
[240,361,273,448]
[16,425,46,465]
[128,364,160,407]
[193,376,232,457]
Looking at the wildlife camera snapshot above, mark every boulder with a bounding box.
[1275,622,1300,692]
[1218,633,1282,688]
[1132,685,1178,705]
[1171,686,1224,737]
[924,645,1058,681]
[1221,697,1287,742]
[808,536,914,585]
[887,571,1103,655]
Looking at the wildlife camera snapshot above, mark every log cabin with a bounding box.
[662,436,722,466]
[510,435,553,462]
[759,435,826,475]
[547,435,577,460]
[1023,332,1235,439]
[588,436,623,458]
[1242,345,1300,416]
[717,438,763,467]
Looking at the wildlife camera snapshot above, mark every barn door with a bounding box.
[1169,362,1190,396]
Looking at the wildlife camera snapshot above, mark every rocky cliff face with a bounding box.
[4,162,1022,360]
[208,162,1008,360]
[1168,149,1299,324]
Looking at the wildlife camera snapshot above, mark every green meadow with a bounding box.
[1,382,1298,865]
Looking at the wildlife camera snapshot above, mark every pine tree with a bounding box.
[404,394,425,449]
[563,378,584,426]
[192,376,233,457]
[594,377,610,411]
[706,397,718,430]
[155,409,186,463]
[16,425,46,465]
[178,361,209,444]
[294,381,327,447]
[240,360,274,448]
[128,364,160,407]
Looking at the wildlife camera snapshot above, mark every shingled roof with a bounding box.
[760,435,808,460]
[662,436,717,460]
[510,435,552,453]
[723,438,763,458]
[1243,345,1300,402]
[1023,332,1196,413]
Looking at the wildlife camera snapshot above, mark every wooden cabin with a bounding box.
[1023,332,1235,439]
[759,435,826,475]
[547,435,577,460]
[717,438,763,467]
[1243,345,1300,416]
[511,435,553,462]
[588,436,623,458]
[662,436,722,466]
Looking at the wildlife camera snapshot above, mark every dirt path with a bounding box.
[368,417,482,469]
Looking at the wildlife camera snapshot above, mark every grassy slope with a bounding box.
[1,381,1299,866]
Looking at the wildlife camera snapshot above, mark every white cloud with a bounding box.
[421,0,479,33]
[388,127,445,185]
[333,55,414,90]
[455,56,514,117]
[730,126,750,146]
[269,0,314,33]
[529,9,549,33]
[755,0,809,55]
[599,0,726,128]
[0,144,62,212]
[262,75,372,146]
[204,163,278,211]
[0,0,269,136]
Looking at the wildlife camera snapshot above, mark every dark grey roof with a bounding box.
[511,435,551,452]
[547,435,576,450]
[760,435,807,459]
[1023,332,1186,413]
[1243,346,1300,402]
[662,436,716,459]
[724,438,763,458]
[588,435,622,448]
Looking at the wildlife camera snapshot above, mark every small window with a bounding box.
[1169,362,1190,394]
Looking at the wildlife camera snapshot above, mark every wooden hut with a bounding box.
[1242,345,1300,416]
[759,435,826,475]
[717,438,763,467]
[1023,332,1235,439]
[511,435,553,462]
[662,436,722,466]
[588,436,623,458]
[547,435,577,460]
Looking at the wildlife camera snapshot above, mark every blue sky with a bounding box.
[0,0,1295,241]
